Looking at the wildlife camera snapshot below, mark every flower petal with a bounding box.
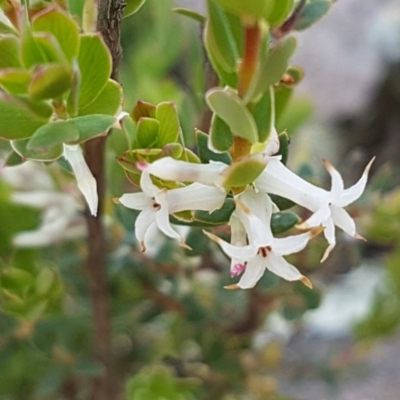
[237,256,266,289]
[140,171,158,198]
[137,157,228,187]
[255,157,327,211]
[229,213,248,277]
[119,192,152,210]
[272,227,322,256]
[167,183,226,213]
[330,204,356,236]
[322,159,344,201]
[335,157,375,207]
[135,208,156,251]
[296,203,331,229]
[265,252,307,283]
[203,230,257,261]
[320,218,336,262]
[63,144,98,216]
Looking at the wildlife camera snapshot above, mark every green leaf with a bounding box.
[0,19,18,35]
[206,0,238,73]
[77,34,112,107]
[214,0,274,21]
[196,130,231,164]
[0,69,31,94]
[268,0,294,27]
[123,0,146,18]
[4,150,24,167]
[70,114,116,143]
[0,93,49,140]
[253,86,275,142]
[269,194,295,210]
[0,35,22,68]
[12,138,63,161]
[209,114,233,152]
[246,36,297,102]
[66,59,80,117]
[206,87,258,143]
[155,101,180,146]
[136,117,159,148]
[280,65,304,88]
[277,131,289,164]
[173,7,206,23]
[271,211,300,234]
[160,143,183,159]
[120,115,136,150]
[294,1,332,31]
[32,5,80,61]
[27,120,79,150]
[221,155,267,188]
[21,28,47,68]
[131,100,156,122]
[28,63,72,100]
[78,79,122,116]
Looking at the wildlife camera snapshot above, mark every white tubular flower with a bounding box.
[255,157,375,261]
[205,188,321,289]
[117,171,226,252]
[63,144,98,217]
[136,157,228,187]
[12,191,86,247]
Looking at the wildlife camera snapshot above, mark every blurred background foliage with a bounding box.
[1,0,400,399]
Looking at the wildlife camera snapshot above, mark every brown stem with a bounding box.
[83,1,124,400]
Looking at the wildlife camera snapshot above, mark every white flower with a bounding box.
[12,191,86,247]
[205,188,321,289]
[136,157,228,187]
[117,171,226,252]
[63,144,98,216]
[255,157,375,261]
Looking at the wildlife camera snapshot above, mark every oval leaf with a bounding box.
[214,0,274,21]
[0,34,21,68]
[136,117,159,148]
[0,69,31,94]
[271,211,300,234]
[12,138,63,161]
[209,114,233,153]
[206,87,258,143]
[70,114,116,143]
[196,129,231,164]
[294,1,332,31]
[155,101,180,147]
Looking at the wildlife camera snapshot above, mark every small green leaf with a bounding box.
[271,211,300,234]
[270,194,295,210]
[0,93,49,140]
[77,34,112,107]
[209,114,233,152]
[253,86,275,142]
[155,102,180,146]
[206,0,238,73]
[120,115,136,150]
[173,7,206,23]
[280,65,304,88]
[277,131,289,164]
[30,32,67,64]
[70,114,116,143]
[29,63,72,100]
[136,117,159,148]
[0,19,18,35]
[184,228,211,256]
[21,28,47,68]
[0,69,31,94]
[221,155,267,188]
[294,1,332,31]
[66,59,80,117]
[160,143,183,159]
[131,100,156,122]
[123,0,146,18]
[32,5,80,61]
[78,79,122,116]
[28,120,79,150]
[196,130,231,164]
[12,138,63,161]
[246,36,297,102]
[214,0,274,21]
[0,35,21,68]
[4,150,24,166]
[268,0,294,27]
[206,87,258,143]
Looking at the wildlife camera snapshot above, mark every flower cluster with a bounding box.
[112,153,374,290]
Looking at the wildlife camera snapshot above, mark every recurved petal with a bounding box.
[63,144,98,216]
[335,157,375,207]
[140,171,158,198]
[137,157,228,187]
[322,159,344,200]
[203,230,257,261]
[119,192,152,210]
[135,208,156,251]
[320,218,336,262]
[167,183,226,214]
[237,257,266,289]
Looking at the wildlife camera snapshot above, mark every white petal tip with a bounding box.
[364,157,376,176]
[224,284,239,290]
[309,226,325,238]
[320,243,335,263]
[202,230,219,243]
[139,242,146,253]
[354,233,367,242]
[300,276,313,289]
[113,197,120,204]
[180,240,192,251]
